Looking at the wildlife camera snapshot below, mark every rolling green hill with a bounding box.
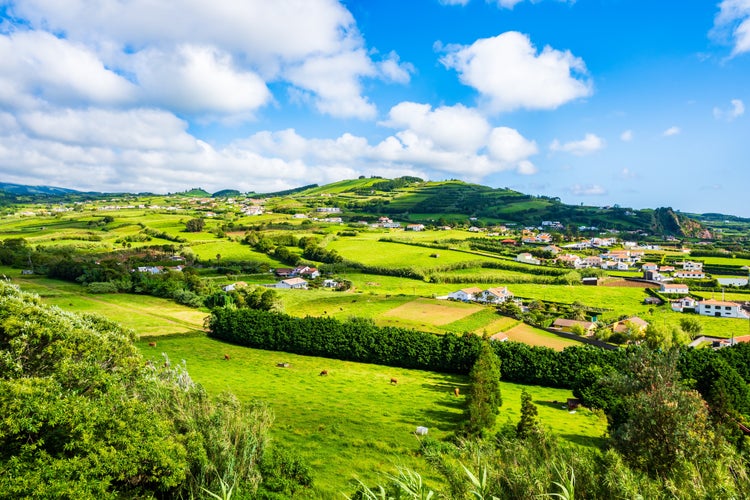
[278,176,708,236]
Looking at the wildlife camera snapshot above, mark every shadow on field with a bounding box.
[535,400,570,410]
[420,381,469,395]
[560,433,606,449]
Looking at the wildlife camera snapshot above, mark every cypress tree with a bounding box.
[464,341,502,436]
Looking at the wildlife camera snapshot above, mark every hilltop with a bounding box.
[266,176,709,237]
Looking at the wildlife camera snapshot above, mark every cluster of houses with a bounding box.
[669,296,749,319]
[643,260,706,282]
[447,286,515,304]
[516,248,646,271]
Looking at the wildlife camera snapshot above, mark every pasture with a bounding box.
[138,334,607,498]
[7,271,207,336]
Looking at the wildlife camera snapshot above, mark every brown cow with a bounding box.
[224,354,230,360]
[454,388,460,397]
[148,341,156,347]
[390,378,398,385]
[319,370,328,376]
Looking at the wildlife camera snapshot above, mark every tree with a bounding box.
[516,389,543,440]
[185,218,205,232]
[679,316,702,339]
[643,323,688,350]
[464,341,503,436]
[608,349,720,478]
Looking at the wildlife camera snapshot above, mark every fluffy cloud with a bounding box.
[1,0,410,119]
[713,98,745,120]
[712,0,750,56]
[0,31,135,109]
[549,133,604,155]
[620,130,633,142]
[568,184,606,196]
[440,31,592,112]
[663,126,681,137]
[0,102,539,192]
[129,45,271,117]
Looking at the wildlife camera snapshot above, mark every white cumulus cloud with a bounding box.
[712,0,750,56]
[2,0,411,120]
[713,98,745,120]
[0,30,135,109]
[549,133,605,155]
[568,184,606,196]
[439,31,592,112]
[620,130,633,142]
[663,126,681,137]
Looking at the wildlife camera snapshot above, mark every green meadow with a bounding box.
[138,334,607,498]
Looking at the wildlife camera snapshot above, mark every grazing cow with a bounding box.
[454,388,460,397]
[224,354,230,360]
[148,341,156,347]
[390,378,398,385]
[319,370,328,376]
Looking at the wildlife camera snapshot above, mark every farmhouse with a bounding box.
[405,224,425,231]
[671,296,698,312]
[674,270,706,279]
[222,281,248,292]
[556,254,583,268]
[276,277,308,289]
[697,299,749,319]
[612,316,649,334]
[478,286,514,304]
[581,256,602,268]
[682,260,704,271]
[294,266,320,279]
[516,252,540,265]
[641,263,658,272]
[661,283,689,294]
[552,318,596,334]
[448,287,483,302]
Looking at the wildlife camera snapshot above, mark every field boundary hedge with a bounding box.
[207,308,623,388]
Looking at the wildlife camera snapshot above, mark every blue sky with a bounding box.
[0,1,748,216]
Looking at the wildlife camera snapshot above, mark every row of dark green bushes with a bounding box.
[208,308,750,419]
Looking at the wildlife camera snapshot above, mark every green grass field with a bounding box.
[137,334,607,498]
[6,272,207,336]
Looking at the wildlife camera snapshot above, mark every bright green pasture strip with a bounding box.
[190,240,283,264]
[138,335,606,498]
[8,275,207,336]
[437,267,543,281]
[326,238,491,268]
[278,288,414,319]
[441,307,510,334]
[699,256,750,267]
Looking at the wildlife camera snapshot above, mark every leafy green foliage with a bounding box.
[185,217,205,232]
[0,282,287,499]
[464,342,503,435]
[516,389,542,440]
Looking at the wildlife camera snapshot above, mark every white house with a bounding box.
[448,287,483,302]
[556,254,583,268]
[671,296,698,312]
[582,256,603,268]
[661,283,689,294]
[697,299,749,318]
[641,263,658,272]
[516,253,541,265]
[674,270,706,279]
[405,224,425,231]
[479,287,514,304]
[277,277,308,289]
[682,261,704,271]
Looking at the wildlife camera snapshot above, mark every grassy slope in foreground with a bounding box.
[139,334,607,498]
